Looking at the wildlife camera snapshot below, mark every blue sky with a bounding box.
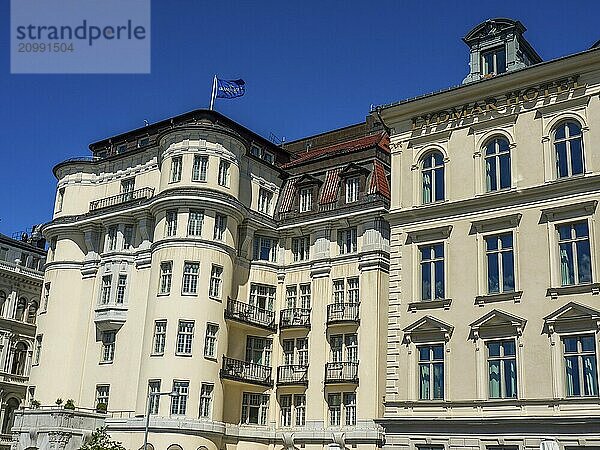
[1,0,600,235]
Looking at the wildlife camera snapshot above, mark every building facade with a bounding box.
[0,230,45,449]
[377,18,600,450]
[13,111,390,450]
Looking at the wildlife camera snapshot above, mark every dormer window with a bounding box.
[345,177,360,204]
[299,188,313,212]
[116,143,127,154]
[250,145,261,157]
[138,137,150,148]
[481,46,506,76]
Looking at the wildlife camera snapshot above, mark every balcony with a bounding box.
[326,303,360,325]
[324,361,359,384]
[225,298,276,332]
[0,372,27,385]
[220,356,273,387]
[89,187,154,212]
[277,365,308,386]
[279,308,311,330]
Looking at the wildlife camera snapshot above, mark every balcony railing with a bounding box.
[0,372,27,385]
[326,303,360,325]
[220,356,273,387]
[277,193,389,222]
[225,298,276,331]
[324,361,359,384]
[89,187,154,212]
[279,308,311,329]
[277,365,308,386]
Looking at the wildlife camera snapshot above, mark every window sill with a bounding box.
[99,361,113,365]
[475,291,523,306]
[191,179,207,183]
[150,353,164,357]
[204,356,218,362]
[157,292,171,297]
[181,292,198,297]
[208,296,222,302]
[408,298,452,312]
[546,283,600,299]
[175,353,193,357]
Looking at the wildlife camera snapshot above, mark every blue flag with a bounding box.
[216,78,246,99]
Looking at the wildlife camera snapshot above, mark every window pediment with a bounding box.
[470,309,526,339]
[295,173,322,188]
[339,163,369,178]
[406,225,452,244]
[403,315,453,343]
[543,301,600,334]
[470,214,521,234]
[540,200,597,223]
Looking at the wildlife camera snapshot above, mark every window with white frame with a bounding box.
[171,380,189,415]
[485,233,515,294]
[563,334,598,397]
[101,331,116,363]
[148,380,161,414]
[282,337,308,366]
[297,337,309,366]
[345,177,360,203]
[170,156,182,183]
[300,283,311,309]
[182,262,199,294]
[263,151,274,164]
[347,277,359,303]
[333,279,345,304]
[299,187,313,212]
[245,336,272,366]
[56,188,64,212]
[258,188,273,214]
[487,339,517,398]
[280,394,292,427]
[199,383,214,418]
[209,265,223,299]
[152,320,167,355]
[192,155,209,182]
[343,392,356,425]
[42,282,50,312]
[285,285,297,309]
[338,227,357,254]
[330,333,357,362]
[204,323,219,358]
[554,121,584,178]
[241,392,269,425]
[484,137,511,192]
[558,221,592,286]
[213,214,227,241]
[121,178,135,196]
[422,151,445,204]
[249,284,275,311]
[123,225,134,249]
[418,344,444,400]
[100,275,112,305]
[328,392,341,426]
[481,46,507,75]
[218,159,230,187]
[159,261,172,294]
[294,394,306,426]
[187,209,204,236]
[115,275,127,304]
[420,243,445,301]
[95,385,110,408]
[34,335,42,365]
[176,320,194,355]
[138,137,149,147]
[292,236,310,262]
[165,210,178,237]
[253,235,277,262]
[106,226,118,251]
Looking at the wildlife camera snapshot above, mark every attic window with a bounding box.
[482,46,506,76]
[249,145,274,164]
[250,145,261,157]
[138,137,150,148]
[116,144,127,154]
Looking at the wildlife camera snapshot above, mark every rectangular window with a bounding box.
[213,214,227,241]
[241,392,269,425]
[250,145,261,157]
[347,277,359,303]
[165,210,178,237]
[486,233,515,294]
[34,335,42,365]
[187,210,204,236]
[218,160,230,187]
[182,262,200,294]
[116,143,127,154]
[159,261,172,294]
[148,380,161,414]
[294,394,306,426]
[338,227,358,254]
[253,235,277,262]
[300,283,311,309]
[345,177,360,203]
[333,280,345,304]
[292,236,310,262]
[299,188,313,212]
[418,344,444,400]
[171,381,189,415]
[121,178,135,196]
[95,385,110,408]
[558,222,592,286]
[345,334,358,362]
[563,335,598,397]
[263,151,274,164]
[192,155,209,182]
[330,334,343,362]
[286,285,297,309]
[123,225,134,249]
[482,46,507,75]
[258,188,273,214]
[204,323,219,358]
[297,337,309,366]
[56,188,65,212]
[101,275,112,305]
[116,275,127,304]
[0,247,8,262]
[328,393,341,426]
[280,394,292,427]
[343,392,356,425]
[107,225,118,251]
[245,336,272,366]
[152,320,167,355]
[249,284,276,311]
[101,331,116,363]
[43,282,50,311]
[283,339,295,365]
[199,383,214,418]
[209,265,223,299]
[176,320,194,355]
[420,243,445,301]
[487,339,517,398]
[138,137,150,147]
[170,156,182,183]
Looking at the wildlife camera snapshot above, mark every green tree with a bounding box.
[80,427,126,450]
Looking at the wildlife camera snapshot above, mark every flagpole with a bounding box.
[209,75,217,110]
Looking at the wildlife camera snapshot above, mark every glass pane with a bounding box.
[567,122,581,137]
[500,234,512,249]
[558,224,571,241]
[422,171,432,204]
[485,157,496,191]
[502,250,515,292]
[565,355,580,396]
[555,142,568,177]
[559,243,575,286]
[422,263,431,300]
[581,336,595,352]
[485,140,496,156]
[499,153,511,189]
[434,260,444,298]
[423,154,432,169]
[433,363,444,399]
[574,222,589,238]
[496,48,506,74]
[563,337,578,353]
[419,364,430,399]
[486,236,498,251]
[433,345,444,360]
[554,123,566,140]
[583,355,598,396]
[576,239,592,283]
[498,138,509,152]
[570,138,584,175]
[434,244,444,258]
[489,360,500,398]
[487,254,499,293]
[502,340,516,356]
[421,247,432,260]
[419,347,430,361]
[434,167,444,201]
[503,359,517,397]
[487,341,500,357]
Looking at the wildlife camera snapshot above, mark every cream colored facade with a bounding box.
[14,112,390,450]
[378,19,600,450]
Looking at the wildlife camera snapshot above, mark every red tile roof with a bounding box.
[369,160,390,200]
[319,167,344,204]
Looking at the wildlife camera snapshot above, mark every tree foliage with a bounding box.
[80,427,126,450]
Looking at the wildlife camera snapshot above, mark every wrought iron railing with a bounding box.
[326,303,360,324]
[89,187,154,212]
[277,365,308,385]
[324,361,359,384]
[225,298,276,331]
[220,356,273,387]
[277,193,389,221]
[279,308,311,329]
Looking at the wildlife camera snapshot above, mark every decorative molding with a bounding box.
[546,283,600,299]
[475,290,523,305]
[407,298,452,312]
[470,214,522,234]
[534,95,591,118]
[540,200,597,223]
[406,225,452,244]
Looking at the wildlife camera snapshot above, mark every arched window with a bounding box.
[554,121,584,178]
[484,137,511,191]
[11,342,28,375]
[2,398,20,434]
[27,301,38,325]
[15,298,27,321]
[167,445,183,450]
[422,152,445,204]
